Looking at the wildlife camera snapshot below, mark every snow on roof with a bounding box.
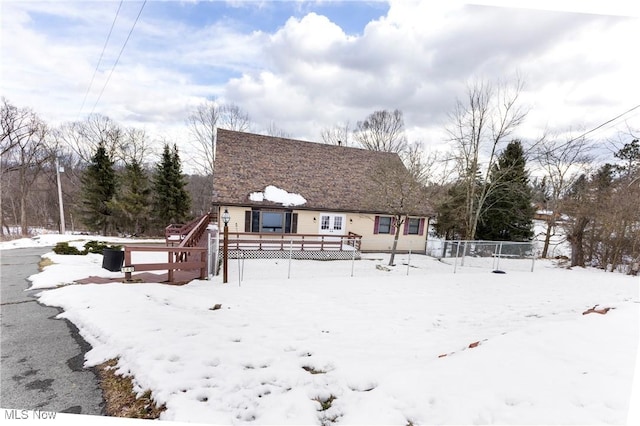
[249,185,307,207]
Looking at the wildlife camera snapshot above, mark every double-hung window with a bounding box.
[407,218,421,235]
[375,216,393,234]
[403,217,425,236]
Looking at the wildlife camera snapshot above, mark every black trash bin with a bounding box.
[102,248,124,272]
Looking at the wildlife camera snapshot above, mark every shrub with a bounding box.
[84,240,122,254]
[52,241,123,256]
[52,242,83,255]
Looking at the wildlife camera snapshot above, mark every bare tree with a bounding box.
[186,174,213,216]
[120,127,152,166]
[186,99,251,176]
[584,138,640,272]
[1,98,29,235]
[320,122,351,146]
[221,104,251,133]
[264,121,291,138]
[353,109,407,153]
[0,101,52,236]
[446,77,529,240]
[58,114,124,165]
[370,153,432,266]
[533,134,592,258]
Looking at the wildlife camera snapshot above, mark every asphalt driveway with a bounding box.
[0,247,104,414]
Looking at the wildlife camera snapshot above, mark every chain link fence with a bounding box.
[208,234,537,282]
[426,239,536,272]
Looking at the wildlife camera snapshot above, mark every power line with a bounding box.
[78,0,123,118]
[89,0,147,116]
[560,103,640,147]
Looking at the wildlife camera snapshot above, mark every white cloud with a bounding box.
[1,0,638,168]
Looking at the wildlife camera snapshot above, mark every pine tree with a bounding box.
[433,181,467,240]
[80,142,117,235]
[152,144,191,227]
[476,140,534,241]
[108,159,151,235]
[171,144,191,220]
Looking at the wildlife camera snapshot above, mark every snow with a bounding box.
[249,185,307,206]
[0,234,166,290]
[533,219,571,258]
[9,235,638,425]
[0,233,164,251]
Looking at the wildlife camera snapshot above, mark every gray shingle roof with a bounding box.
[212,129,433,216]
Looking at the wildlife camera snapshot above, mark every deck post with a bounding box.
[223,224,229,283]
[168,250,174,283]
[124,248,132,281]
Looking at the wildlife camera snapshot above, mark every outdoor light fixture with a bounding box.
[313,217,316,222]
[222,208,230,226]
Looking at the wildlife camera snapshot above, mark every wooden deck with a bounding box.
[75,219,363,285]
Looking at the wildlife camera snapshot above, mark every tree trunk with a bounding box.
[568,217,589,267]
[388,216,402,266]
[541,219,553,258]
[20,195,28,236]
[609,220,628,272]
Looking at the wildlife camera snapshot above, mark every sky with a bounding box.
[1,0,639,169]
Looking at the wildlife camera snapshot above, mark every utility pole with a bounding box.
[55,157,66,234]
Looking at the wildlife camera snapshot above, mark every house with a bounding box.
[212,129,434,252]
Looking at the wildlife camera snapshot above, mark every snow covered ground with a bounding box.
[1,234,639,425]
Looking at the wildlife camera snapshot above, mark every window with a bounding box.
[321,215,330,230]
[376,216,392,234]
[407,218,420,235]
[403,217,425,236]
[261,212,284,233]
[246,209,297,233]
[333,216,343,231]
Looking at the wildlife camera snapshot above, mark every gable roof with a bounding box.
[212,129,433,216]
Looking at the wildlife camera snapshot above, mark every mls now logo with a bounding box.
[4,409,57,420]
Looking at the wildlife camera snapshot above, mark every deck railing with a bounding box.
[123,245,208,282]
[123,213,213,282]
[220,231,362,251]
[165,213,212,246]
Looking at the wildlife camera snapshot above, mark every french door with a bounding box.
[318,213,345,236]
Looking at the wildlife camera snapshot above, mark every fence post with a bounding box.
[288,239,293,279]
[531,248,536,272]
[453,241,460,273]
[351,239,356,277]
[237,252,242,286]
[496,242,503,270]
[407,248,411,276]
[461,241,467,266]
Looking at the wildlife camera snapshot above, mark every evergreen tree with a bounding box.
[80,142,117,235]
[476,140,534,241]
[171,144,191,218]
[109,159,151,235]
[152,144,191,226]
[433,181,467,240]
